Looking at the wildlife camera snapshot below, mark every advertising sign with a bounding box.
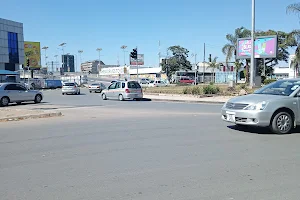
[236,35,278,59]
[24,41,41,69]
[130,54,144,65]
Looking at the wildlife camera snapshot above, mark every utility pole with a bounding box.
[250,0,256,87]
[195,53,197,84]
[203,43,206,83]
[42,46,49,69]
[59,43,66,74]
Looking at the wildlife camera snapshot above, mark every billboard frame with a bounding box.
[130,54,144,65]
[24,41,42,70]
[236,35,278,59]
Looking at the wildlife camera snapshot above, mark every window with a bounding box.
[7,32,19,64]
[116,82,121,88]
[108,82,117,89]
[15,84,27,91]
[63,83,75,86]
[4,84,22,90]
[122,83,125,88]
[127,81,141,88]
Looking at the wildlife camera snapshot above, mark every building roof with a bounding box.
[0,70,19,75]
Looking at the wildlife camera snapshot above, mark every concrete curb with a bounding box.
[0,111,63,122]
[148,98,226,104]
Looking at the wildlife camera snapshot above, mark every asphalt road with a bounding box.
[1,90,300,200]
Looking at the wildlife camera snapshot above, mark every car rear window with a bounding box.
[127,81,141,88]
[91,83,100,86]
[64,83,75,86]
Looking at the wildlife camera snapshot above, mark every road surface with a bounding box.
[1,90,300,200]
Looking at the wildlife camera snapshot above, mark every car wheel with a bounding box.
[34,94,42,103]
[102,93,107,100]
[78,91,80,95]
[0,96,10,107]
[271,111,293,134]
[62,93,65,95]
[135,98,141,101]
[16,102,22,105]
[118,94,124,101]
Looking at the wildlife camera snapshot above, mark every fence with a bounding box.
[215,72,237,84]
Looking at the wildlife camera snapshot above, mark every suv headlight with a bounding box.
[244,101,268,111]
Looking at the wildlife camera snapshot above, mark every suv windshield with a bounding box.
[254,80,300,96]
[127,81,141,88]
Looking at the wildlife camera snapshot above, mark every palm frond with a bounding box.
[287,3,300,14]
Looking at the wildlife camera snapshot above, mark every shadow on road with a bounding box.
[227,125,300,135]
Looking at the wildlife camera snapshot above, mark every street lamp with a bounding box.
[120,45,127,65]
[250,0,255,87]
[59,43,66,73]
[54,55,58,72]
[78,50,83,72]
[96,48,102,73]
[42,46,49,68]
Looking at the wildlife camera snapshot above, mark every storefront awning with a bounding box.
[0,70,19,75]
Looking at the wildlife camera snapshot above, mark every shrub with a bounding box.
[203,85,220,94]
[263,79,276,85]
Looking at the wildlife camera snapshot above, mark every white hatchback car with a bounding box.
[62,82,80,95]
[101,80,143,101]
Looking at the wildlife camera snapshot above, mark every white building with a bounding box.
[0,18,24,82]
[273,55,297,79]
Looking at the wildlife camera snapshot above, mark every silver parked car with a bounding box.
[89,83,106,93]
[62,82,80,95]
[101,80,143,101]
[0,82,43,106]
[221,79,300,134]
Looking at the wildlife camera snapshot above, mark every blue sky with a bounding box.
[1,0,299,69]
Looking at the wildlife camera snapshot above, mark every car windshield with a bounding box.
[91,83,100,86]
[254,80,300,96]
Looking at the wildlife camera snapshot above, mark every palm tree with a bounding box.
[222,27,251,64]
[234,60,243,83]
[291,46,300,78]
[222,27,251,83]
[207,56,220,82]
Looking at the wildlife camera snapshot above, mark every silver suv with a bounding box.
[101,80,143,101]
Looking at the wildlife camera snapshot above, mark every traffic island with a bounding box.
[0,108,62,122]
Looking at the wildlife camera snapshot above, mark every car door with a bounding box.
[106,82,117,98]
[15,84,32,101]
[114,82,122,98]
[3,84,19,102]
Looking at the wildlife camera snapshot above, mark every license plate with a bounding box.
[226,111,235,122]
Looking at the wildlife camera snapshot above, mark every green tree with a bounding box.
[222,27,251,63]
[255,30,297,76]
[161,45,192,80]
[207,56,220,82]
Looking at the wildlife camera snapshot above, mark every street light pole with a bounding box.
[96,48,102,74]
[54,55,58,73]
[42,46,49,69]
[59,43,66,73]
[121,45,127,65]
[250,0,256,87]
[78,50,83,72]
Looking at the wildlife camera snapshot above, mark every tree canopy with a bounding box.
[161,45,192,79]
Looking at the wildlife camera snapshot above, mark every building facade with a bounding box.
[80,60,119,74]
[0,18,24,82]
[62,54,75,72]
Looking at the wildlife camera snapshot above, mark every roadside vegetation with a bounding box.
[143,83,256,96]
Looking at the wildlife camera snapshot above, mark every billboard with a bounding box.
[236,35,278,59]
[24,41,41,69]
[130,54,144,65]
